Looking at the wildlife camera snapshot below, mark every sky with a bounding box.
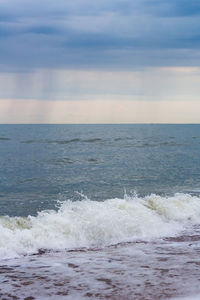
[0,0,200,123]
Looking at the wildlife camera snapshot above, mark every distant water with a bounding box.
[1,124,200,299]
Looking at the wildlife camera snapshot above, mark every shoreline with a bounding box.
[1,232,200,300]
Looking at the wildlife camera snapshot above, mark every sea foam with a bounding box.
[1,193,200,259]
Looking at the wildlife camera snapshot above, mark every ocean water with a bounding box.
[1,124,200,299]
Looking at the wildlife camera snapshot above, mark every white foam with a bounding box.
[1,193,200,259]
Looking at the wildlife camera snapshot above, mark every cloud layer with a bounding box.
[1,0,200,70]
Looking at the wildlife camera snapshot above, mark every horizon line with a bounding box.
[0,123,200,125]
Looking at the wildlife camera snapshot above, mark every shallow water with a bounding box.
[1,229,200,300]
[1,125,200,299]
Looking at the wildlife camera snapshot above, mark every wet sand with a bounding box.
[1,227,200,300]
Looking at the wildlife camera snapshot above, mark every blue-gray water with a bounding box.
[1,124,200,216]
[1,124,200,300]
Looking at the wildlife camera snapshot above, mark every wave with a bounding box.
[84,138,102,143]
[88,158,98,162]
[45,157,74,165]
[135,142,182,148]
[0,137,10,141]
[1,193,200,259]
[20,138,103,144]
[20,138,183,147]
[21,138,81,144]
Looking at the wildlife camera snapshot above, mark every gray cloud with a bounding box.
[145,0,200,17]
[0,0,200,71]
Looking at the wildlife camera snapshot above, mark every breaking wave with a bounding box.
[1,193,200,259]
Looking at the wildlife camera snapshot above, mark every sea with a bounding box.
[1,124,200,300]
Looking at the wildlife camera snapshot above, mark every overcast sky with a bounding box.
[0,0,200,123]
